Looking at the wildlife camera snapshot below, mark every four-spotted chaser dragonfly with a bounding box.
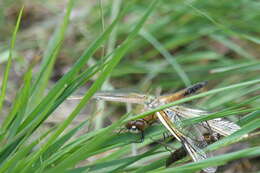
[70,82,243,173]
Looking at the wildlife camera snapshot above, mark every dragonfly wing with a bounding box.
[156,110,217,173]
[183,137,217,173]
[207,118,242,136]
[172,106,208,118]
[93,92,150,104]
[172,106,243,137]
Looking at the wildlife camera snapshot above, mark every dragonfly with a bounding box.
[70,82,243,173]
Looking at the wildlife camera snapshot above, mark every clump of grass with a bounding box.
[0,0,259,173]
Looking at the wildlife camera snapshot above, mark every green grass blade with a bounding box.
[41,128,107,168]
[20,2,155,171]
[238,110,260,126]
[0,7,23,113]
[208,118,260,151]
[67,147,159,173]
[33,120,88,168]
[0,127,54,173]
[4,67,33,140]
[154,146,260,173]
[27,0,75,111]
[210,34,254,60]
[184,1,259,44]
[183,107,260,126]
[210,61,260,73]
[45,116,126,173]
[140,30,191,86]
[16,4,123,134]
[135,158,166,173]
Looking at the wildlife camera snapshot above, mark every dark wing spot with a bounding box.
[184,81,208,96]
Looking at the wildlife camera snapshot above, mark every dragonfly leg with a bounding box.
[163,132,172,141]
[140,131,144,142]
[117,127,126,134]
[128,131,145,143]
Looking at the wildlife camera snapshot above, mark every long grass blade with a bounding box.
[0,7,23,113]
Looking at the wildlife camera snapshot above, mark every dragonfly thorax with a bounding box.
[145,97,164,109]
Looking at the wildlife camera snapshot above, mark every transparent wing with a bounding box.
[69,92,151,104]
[172,106,243,136]
[156,110,217,173]
[93,92,150,104]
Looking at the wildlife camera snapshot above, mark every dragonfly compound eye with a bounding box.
[125,120,146,133]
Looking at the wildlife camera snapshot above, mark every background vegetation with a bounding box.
[0,0,259,172]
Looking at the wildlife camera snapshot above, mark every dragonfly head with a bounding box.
[125,120,146,133]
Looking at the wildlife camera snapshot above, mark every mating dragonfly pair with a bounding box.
[71,82,243,173]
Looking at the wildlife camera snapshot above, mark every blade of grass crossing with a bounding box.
[238,110,260,126]
[207,118,260,151]
[182,107,260,127]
